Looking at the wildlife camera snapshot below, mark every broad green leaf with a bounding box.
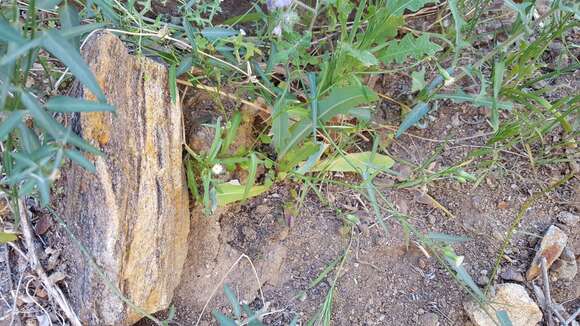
[380,34,442,64]
[0,232,18,244]
[0,38,43,66]
[0,18,24,44]
[433,91,513,110]
[396,102,429,137]
[46,96,114,112]
[201,27,238,42]
[223,284,241,319]
[59,1,81,48]
[211,310,236,326]
[359,12,403,49]
[0,111,25,140]
[42,30,106,102]
[311,152,394,173]
[496,310,513,326]
[279,85,377,158]
[65,149,96,173]
[387,0,436,15]
[342,43,379,67]
[411,68,426,92]
[215,183,270,206]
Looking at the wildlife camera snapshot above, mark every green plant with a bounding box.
[0,1,112,242]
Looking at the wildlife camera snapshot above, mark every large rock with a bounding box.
[59,32,189,325]
[463,283,542,326]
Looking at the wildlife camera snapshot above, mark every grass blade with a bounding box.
[46,96,114,112]
[0,111,25,140]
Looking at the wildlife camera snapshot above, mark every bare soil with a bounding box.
[137,69,579,325]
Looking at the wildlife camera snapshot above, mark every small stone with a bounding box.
[557,211,579,227]
[550,246,577,281]
[497,201,509,209]
[526,225,568,281]
[418,312,439,326]
[500,268,525,283]
[476,275,490,286]
[464,283,542,326]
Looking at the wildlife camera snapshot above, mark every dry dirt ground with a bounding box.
[136,69,579,325]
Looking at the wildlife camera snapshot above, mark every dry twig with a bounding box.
[17,199,81,326]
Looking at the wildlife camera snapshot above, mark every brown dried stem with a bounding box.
[17,199,81,326]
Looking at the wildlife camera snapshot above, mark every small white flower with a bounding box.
[239,29,246,36]
[454,255,464,267]
[272,25,282,36]
[211,164,224,175]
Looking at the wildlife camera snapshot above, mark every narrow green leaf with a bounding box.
[42,30,106,102]
[183,21,197,51]
[46,96,114,113]
[221,111,242,156]
[433,91,513,110]
[279,86,377,158]
[491,61,506,130]
[380,34,442,64]
[201,27,238,42]
[448,0,467,52]
[17,124,41,153]
[387,0,436,15]
[272,90,289,153]
[36,177,51,206]
[19,91,61,137]
[37,0,63,10]
[176,55,193,76]
[215,183,270,206]
[0,38,43,66]
[427,232,470,244]
[496,310,513,326]
[312,152,394,173]
[65,149,96,173]
[242,153,257,201]
[0,17,24,44]
[60,23,104,39]
[0,111,25,140]
[396,102,429,137]
[211,310,236,326]
[169,64,177,104]
[0,232,18,244]
[295,143,327,175]
[342,43,379,67]
[223,284,241,319]
[59,1,81,48]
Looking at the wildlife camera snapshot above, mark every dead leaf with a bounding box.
[34,215,53,235]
